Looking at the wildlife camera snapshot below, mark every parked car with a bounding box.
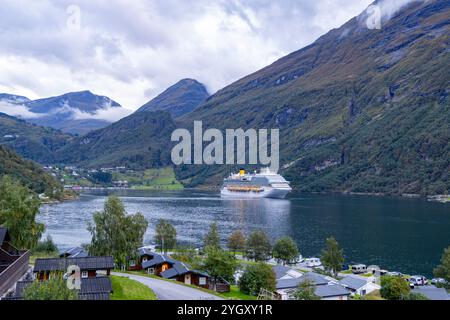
[431,278,447,285]
[351,264,368,274]
[409,275,428,287]
[305,258,321,268]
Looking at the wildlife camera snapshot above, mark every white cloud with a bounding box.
[71,105,133,122]
[0,0,376,113]
[0,101,42,119]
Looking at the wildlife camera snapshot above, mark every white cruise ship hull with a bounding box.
[221,187,291,199]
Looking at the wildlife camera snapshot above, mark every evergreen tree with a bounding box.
[204,222,221,249]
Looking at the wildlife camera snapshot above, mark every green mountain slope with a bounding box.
[0,145,61,195]
[177,0,450,194]
[54,111,177,170]
[0,112,73,164]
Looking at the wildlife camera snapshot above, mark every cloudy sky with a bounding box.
[0,0,377,112]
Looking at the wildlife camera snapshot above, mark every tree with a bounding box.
[273,236,299,265]
[0,176,45,249]
[204,222,221,249]
[32,235,58,254]
[154,219,177,254]
[433,246,450,284]
[227,230,246,256]
[238,263,276,296]
[246,230,271,261]
[320,236,344,277]
[87,196,148,269]
[202,247,237,290]
[23,276,78,300]
[380,275,410,300]
[293,279,320,300]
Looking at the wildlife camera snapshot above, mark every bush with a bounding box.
[238,263,276,296]
[32,235,58,254]
[380,276,410,300]
[23,275,78,300]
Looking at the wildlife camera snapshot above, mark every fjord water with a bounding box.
[38,190,450,276]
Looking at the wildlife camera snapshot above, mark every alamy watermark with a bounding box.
[66,4,81,31]
[366,4,382,30]
[171,121,280,173]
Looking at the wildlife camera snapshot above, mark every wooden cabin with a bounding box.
[33,256,114,281]
[160,262,230,293]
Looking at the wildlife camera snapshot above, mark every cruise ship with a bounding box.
[221,168,292,199]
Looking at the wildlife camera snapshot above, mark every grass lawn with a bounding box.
[222,286,257,300]
[113,167,183,190]
[121,271,254,300]
[110,275,157,300]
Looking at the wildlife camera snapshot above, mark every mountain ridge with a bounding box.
[0,90,126,135]
[138,79,209,118]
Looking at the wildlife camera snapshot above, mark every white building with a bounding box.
[339,275,381,296]
[273,265,350,300]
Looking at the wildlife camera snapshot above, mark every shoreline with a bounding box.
[62,185,450,204]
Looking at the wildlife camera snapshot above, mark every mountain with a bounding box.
[25,91,124,135]
[0,91,127,135]
[54,111,177,170]
[0,145,62,195]
[0,93,30,104]
[175,0,450,195]
[138,79,209,118]
[0,112,72,164]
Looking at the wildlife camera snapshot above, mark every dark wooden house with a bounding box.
[141,252,177,276]
[3,277,113,300]
[160,262,230,293]
[33,256,114,281]
[0,228,30,297]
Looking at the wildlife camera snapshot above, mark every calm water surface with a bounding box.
[38,190,450,276]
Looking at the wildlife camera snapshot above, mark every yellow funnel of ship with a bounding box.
[239,169,246,175]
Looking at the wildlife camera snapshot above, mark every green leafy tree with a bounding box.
[380,275,410,300]
[87,196,148,269]
[273,236,299,265]
[202,247,237,290]
[204,222,221,249]
[246,230,271,261]
[239,262,276,296]
[227,230,246,256]
[433,246,450,284]
[23,275,78,300]
[0,176,45,249]
[320,236,344,277]
[154,219,177,254]
[293,279,320,300]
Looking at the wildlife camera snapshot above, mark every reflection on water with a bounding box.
[38,190,450,276]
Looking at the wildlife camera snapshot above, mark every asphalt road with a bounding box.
[112,272,224,300]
